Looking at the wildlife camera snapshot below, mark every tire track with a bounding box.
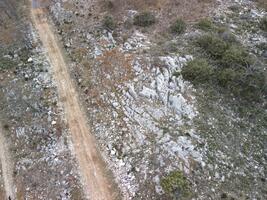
[30,5,119,200]
[0,124,15,200]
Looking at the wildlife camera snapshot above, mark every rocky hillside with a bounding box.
[0,0,266,199]
[47,0,266,199]
[0,0,84,199]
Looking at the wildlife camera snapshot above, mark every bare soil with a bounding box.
[0,124,15,200]
[31,7,119,200]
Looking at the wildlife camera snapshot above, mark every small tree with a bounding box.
[161,171,192,199]
[196,18,214,31]
[170,18,186,34]
[259,17,267,32]
[181,58,214,84]
[102,16,116,30]
[133,12,156,27]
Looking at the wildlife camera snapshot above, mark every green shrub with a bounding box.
[162,41,178,54]
[220,45,253,68]
[191,28,265,102]
[161,171,191,199]
[228,5,240,12]
[102,16,116,30]
[18,47,30,62]
[256,42,267,51]
[217,68,241,87]
[124,18,133,29]
[105,0,114,9]
[170,18,186,34]
[196,35,228,58]
[217,67,265,100]
[0,57,16,70]
[259,17,267,32]
[181,58,213,84]
[196,18,214,31]
[219,31,238,44]
[133,12,156,27]
[239,71,266,95]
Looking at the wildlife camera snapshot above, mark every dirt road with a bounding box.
[30,7,118,200]
[0,124,15,200]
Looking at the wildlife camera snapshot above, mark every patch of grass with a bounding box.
[255,0,267,10]
[3,124,9,130]
[162,41,178,54]
[218,30,238,44]
[256,42,267,51]
[104,0,114,9]
[216,68,261,98]
[184,32,266,101]
[102,15,116,30]
[123,18,133,29]
[259,17,267,32]
[235,71,266,101]
[196,34,228,58]
[170,18,186,34]
[228,5,240,12]
[220,45,253,68]
[217,68,240,87]
[133,11,156,27]
[161,171,191,199]
[18,47,30,62]
[181,58,213,84]
[0,56,16,70]
[196,18,214,31]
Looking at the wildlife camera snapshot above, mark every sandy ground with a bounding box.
[0,124,15,200]
[30,7,119,200]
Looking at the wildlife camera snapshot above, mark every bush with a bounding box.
[161,171,191,199]
[217,68,241,87]
[256,42,267,51]
[181,58,213,84]
[228,5,240,12]
[105,0,114,9]
[215,65,265,101]
[259,17,267,32]
[133,12,156,27]
[102,16,116,30]
[170,18,186,34]
[162,41,178,54]
[220,45,253,68]
[219,30,238,44]
[224,70,266,101]
[0,57,16,70]
[196,34,228,58]
[191,28,266,102]
[196,18,214,31]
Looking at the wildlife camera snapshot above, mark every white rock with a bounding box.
[27,57,33,63]
[139,87,158,99]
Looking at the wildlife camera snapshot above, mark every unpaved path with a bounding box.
[0,124,15,200]
[30,7,118,200]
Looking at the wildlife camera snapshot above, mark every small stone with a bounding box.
[262,51,267,58]
[27,57,33,63]
[221,193,227,199]
[110,150,116,155]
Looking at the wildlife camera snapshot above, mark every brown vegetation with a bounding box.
[255,0,267,10]
[100,0,215,34]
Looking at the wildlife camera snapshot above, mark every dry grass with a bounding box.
[99,0,215,35]
[255,0,267,10]
[102,0,215,22]
[0,26,17,45]
[0,0,29,46]
[96,48,134,86]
